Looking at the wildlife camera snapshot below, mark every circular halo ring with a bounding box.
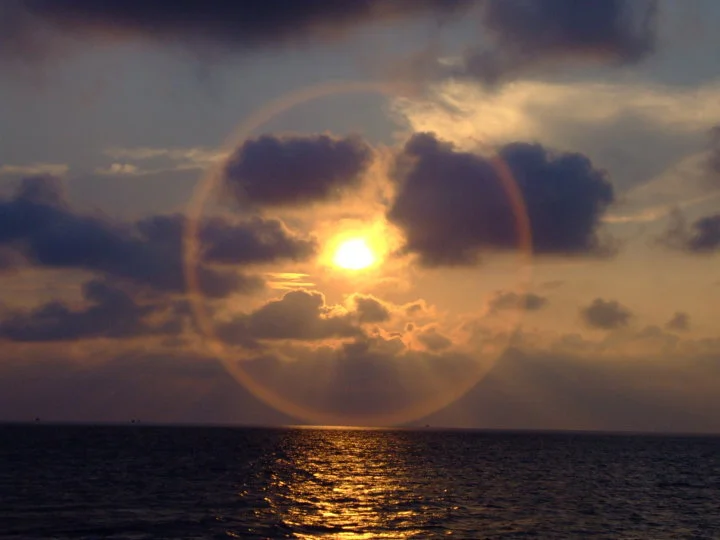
[183,80,534,426]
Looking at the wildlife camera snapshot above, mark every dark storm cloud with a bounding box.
[5,0,468,62]
[665,312,690,332]
[388,133,614,266]
[581,298,632,330]
[223,134,373,208]
[217,290,361,348]
[660,210,720,254]
[0,176,314,297]
[489,291,548,313]
[0,280,180,342]
[447,0,657,84]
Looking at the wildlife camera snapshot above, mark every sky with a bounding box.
[1,0,719,432]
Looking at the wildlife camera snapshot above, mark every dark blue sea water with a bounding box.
[1,425,718,539]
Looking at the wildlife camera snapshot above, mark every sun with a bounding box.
[333,238,376,270]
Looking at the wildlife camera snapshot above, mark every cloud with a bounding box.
[223,134,373,208]
[395,80,720,147]
[659,210,720,254]
[388,133,614,266]
[350,294,391,324]
[581,298,632,330]
[104,146,224,165]
[488,291,548,313]
[665,312,690,332]
[411,0,657,85]
[6,1,468,64]
[95,163,140,176]
[416,326,452,352]
[0,163,69,176]
[0,279,181,342]
[95,146,226,177]
[392,79,720,201]
[200,217,316,265]
[0,176,314,297]
[217,290,361,347]
[708,126,720,182]
[265,272,316,291]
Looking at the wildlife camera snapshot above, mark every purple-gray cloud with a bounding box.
[581,298,632,330]
[388,133,614,266]
[445,0,658,84]
[4,0,470,64]
[665,311,690,332]
[0,176,315,298]
[223,134,373,208]
[0,280,181,342]
[217,290,362,348]
[489,291,548,313]
[417,327,452,352]
[707,126,720,181]
[660,210,720,254]
[352,295,391,324]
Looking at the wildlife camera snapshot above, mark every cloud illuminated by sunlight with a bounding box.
[391,79,720,150]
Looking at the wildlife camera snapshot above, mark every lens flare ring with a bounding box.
[183,80,533,426]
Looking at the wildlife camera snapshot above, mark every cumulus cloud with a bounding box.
[350,294,391,324]
[4,0,468,64]
[665,311,690,332]
[223,134,373,208]
[659,210,720,254]
[217,290,361,348]
[488,290,548,313]
[0,280,181,342]
[388,133,614,266]
[581,298,632,330]
[0,176,314,297]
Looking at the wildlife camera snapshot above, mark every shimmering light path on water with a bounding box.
[1,425,719,539]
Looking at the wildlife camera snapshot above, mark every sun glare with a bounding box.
[333,238,376,270]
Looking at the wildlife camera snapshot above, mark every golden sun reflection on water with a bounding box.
[252,429,454,539]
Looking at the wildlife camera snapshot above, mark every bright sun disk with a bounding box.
[333,238,376,270]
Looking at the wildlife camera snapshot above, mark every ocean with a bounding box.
[1,425,718,539]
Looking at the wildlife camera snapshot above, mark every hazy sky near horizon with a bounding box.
[1,0,720,432]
